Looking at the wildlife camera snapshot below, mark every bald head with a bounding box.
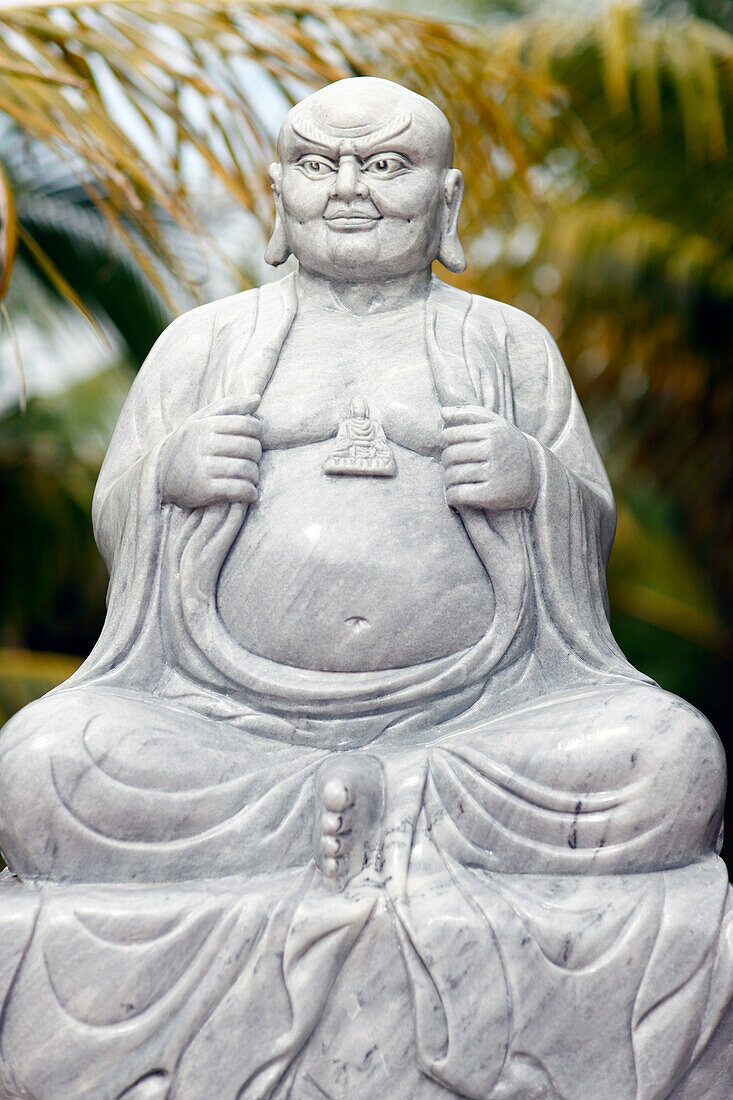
[278,77,454,169]
[267,77,465,280]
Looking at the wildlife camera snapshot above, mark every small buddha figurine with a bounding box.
[324,396,397,476]
[0,77,729,1100]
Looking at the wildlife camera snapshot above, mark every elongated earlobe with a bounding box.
[438,229,466,273]
[265,212,291,267]
[265,163,292,267]
[437,168,466,274]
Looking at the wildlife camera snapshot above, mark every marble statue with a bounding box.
[0,77,730,1100]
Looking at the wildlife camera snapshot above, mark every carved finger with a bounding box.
[199,394,261,418]
[208,414,262,438]
[208,478,258,504]
[444,462,487,487]
[321,835,341,857]
[441,440,489,467]
[440,404,494,427]
[439,423,497,448]
[445,483,487,510]
[208,457,259,483]
[210,434,262,461]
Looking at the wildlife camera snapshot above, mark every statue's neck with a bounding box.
[295,266,431,316]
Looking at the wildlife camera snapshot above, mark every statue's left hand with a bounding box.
[439,405,539,513]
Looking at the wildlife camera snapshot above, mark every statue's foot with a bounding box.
[314,753,385,888]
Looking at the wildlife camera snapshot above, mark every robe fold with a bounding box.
[0,859,731,1100]
[78,272,639,719]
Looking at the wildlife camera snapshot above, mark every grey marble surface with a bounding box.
[0,862,731,1100]
[0,77,729,1098]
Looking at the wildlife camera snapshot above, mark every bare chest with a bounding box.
[256,306,443,456]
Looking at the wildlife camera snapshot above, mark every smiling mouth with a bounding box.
[324,213,381,230]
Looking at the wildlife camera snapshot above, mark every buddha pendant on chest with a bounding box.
[324,396,397,477]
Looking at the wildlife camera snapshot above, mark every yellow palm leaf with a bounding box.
[0,0,560,317]
[497,2,732,160]
[0,157,17,301]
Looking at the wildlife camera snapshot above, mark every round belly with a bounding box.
[216,440,494,672]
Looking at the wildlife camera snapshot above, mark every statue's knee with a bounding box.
[0,691,91,876]
[645,691,726,862]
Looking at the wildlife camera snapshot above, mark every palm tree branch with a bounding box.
[17,222,105,336]
[0,157,17,300]
[0,0,562,322]
[496,3,733,162]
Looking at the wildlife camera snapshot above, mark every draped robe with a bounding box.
[0,274,729,1100]
[83,272,635,720]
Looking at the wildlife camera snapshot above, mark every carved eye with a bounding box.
[363,154,409,177]
[297,157,337,179]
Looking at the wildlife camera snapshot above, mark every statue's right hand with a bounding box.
[159,394,262,508]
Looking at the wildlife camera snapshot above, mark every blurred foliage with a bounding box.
[0,0,731,746]
[437,0,733,733]
[0,0,560,314]
[0,366,131,654]
[0,649,81,724]
[2,130,171,363]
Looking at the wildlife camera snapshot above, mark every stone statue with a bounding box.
[0,78,729,1100]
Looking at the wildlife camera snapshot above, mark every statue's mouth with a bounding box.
[324,211,381,231]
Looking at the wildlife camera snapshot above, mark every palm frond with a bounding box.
[15,181,171,361]
[0,0,560,319]
[0,158,17,301]
[497,1,733,162]
[541,196,733,315]
[18,221,103,334]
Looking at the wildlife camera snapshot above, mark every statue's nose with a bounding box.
[330,157,368,201]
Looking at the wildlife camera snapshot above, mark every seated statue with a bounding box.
[0,78,729,1100]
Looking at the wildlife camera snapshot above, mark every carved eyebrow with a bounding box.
[290,112,412,153]
[361,149,411,163]
[295,151,338,164]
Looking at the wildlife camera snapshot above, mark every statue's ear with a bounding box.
[437,169,466,274]
[265,163,292,267]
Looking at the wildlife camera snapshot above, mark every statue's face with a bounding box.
[271,80,462,282]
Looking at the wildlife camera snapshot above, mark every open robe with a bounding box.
[74,272,640,722]
[4,275,730,1098]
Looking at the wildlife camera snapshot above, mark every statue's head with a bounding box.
[266,77,465,281]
